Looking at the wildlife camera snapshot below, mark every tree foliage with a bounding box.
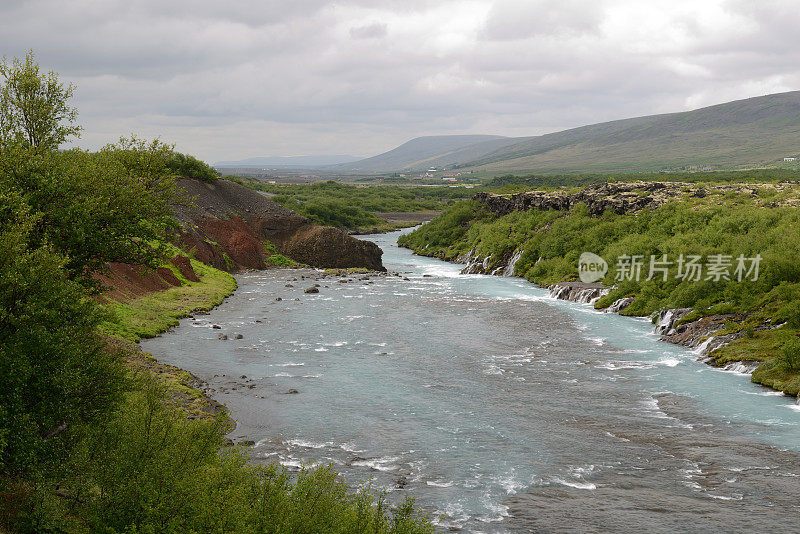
[1,144,176,290]
[0,189,123,478]
[0,51,80,153]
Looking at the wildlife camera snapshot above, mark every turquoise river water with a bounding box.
[142,230,800,533]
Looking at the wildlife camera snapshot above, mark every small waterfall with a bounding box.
[502,249,523,277]
[693,336,715,356]
[652,308,691,336]
[549,285,609,303]
[721,361,760,375]
[605,297,634,313]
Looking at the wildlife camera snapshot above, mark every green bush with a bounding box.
[2,143,176,290]
[64,381,433,533]
[268,253,296,267]
[778,338,800,371]
[167,151,220,182]
[0,189,123,478]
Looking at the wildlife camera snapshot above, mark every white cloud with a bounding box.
[1,0,798,161]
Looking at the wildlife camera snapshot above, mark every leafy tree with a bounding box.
[100,135,175,190]
[1,145,176,290]
[0,51,80,152]
[0,188,123,477]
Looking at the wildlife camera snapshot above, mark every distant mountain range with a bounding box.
[214,155,360,168]
[336,91,800,174]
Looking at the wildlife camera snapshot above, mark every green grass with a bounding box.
[249,180,470,231]
[98,258,237,342]
[752,358,800,396]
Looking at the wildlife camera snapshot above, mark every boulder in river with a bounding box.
[305,287,319,294]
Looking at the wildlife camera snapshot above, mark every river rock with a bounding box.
[218,333,228,340]
[234,334,243,339]
[305,287,319,293]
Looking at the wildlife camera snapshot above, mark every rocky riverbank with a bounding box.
[442,243,786,391]
[547,284,769,376]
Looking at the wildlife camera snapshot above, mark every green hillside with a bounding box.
[336,134,510,172]
[346,91,800,174]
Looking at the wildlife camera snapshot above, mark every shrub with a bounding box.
[268,253,296,267]
[0,190,123,477]
[778,338,800,371]
[167,151,220,182]
[67,380,434,533]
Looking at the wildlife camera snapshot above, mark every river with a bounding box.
[141,229,800,533]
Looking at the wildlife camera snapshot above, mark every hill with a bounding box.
[344,91,800,173]
[335,134,510,172]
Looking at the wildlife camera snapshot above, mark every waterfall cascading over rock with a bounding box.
[549,283,610,304]
[652,308,693,336]
[503,249,523,277]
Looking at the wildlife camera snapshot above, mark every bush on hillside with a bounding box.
[167,151,220,182]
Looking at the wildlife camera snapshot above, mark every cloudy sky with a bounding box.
[2,0,799,162]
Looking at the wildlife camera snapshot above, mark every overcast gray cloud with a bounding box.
[1,0,798,161]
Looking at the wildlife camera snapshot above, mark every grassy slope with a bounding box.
[96,256,237,419]
[342,91,800,174]
[399,185,800,396]
[333,135,508,172]
[467,91,800,173]
[99,258,237,342]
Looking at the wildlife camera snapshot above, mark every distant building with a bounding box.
[784,157,797,162]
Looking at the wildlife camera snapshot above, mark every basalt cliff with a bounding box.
[473,181,799,217]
